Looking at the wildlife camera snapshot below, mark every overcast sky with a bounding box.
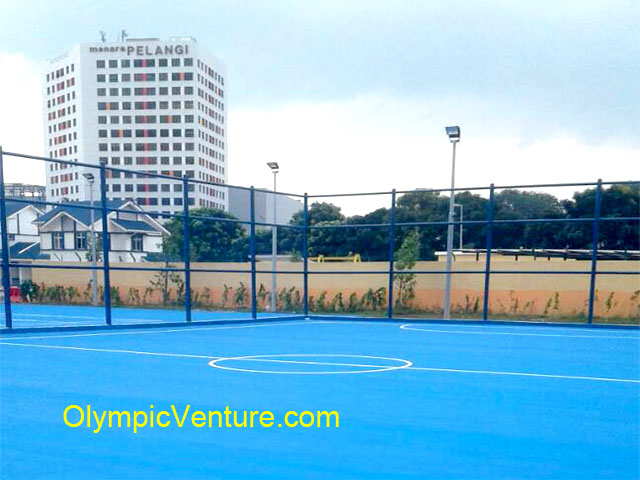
[0,0,638,214]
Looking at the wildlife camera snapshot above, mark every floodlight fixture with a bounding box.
[445,126,461,142]
[267,162,279,172]
[82,172,95,182]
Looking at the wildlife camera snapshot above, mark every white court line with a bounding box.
[314,320,640,339]
[0,320,315,341]
[1,341,638,384]
[4,313,156,322]
[399,324,639,340]
[0,342,216,359]
[408,366,640,384]
[316,320,640,338]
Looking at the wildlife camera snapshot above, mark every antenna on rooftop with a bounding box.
[99,30,106,43]
[121,29,128,42]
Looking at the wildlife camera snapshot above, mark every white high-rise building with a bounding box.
[42,36,228,215]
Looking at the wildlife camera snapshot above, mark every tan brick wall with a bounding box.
[31,260,639,318]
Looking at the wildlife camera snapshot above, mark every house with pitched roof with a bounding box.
[34,200,169,263]
[0,200,47,285]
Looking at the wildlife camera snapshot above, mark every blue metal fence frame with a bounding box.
[0,148,638,330]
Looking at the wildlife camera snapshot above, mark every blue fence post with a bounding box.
[482,183,495,322]
[99,158,112,325]
[249,187,257,320]
[587,179,602,324]
[387,189,397,318]
[182,175,192,322]
[0,147,12,328]
[303,193,309,317]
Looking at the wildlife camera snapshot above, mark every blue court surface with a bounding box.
[1,312,639,479]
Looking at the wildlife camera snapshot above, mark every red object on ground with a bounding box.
[9,286,22,302]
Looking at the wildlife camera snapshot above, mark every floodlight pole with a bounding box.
[443,137,459,320]
[454,203,463,250]
[271,169,278,313]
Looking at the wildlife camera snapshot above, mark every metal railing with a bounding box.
[1,147,638,329]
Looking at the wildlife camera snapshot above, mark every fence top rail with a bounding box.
[1,150,304,199]
[306,215,639,230]
[4,197,302,229]
[3,151,638,202]
[308,180,639,198]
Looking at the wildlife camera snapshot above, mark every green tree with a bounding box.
[394,229,420,309]
[279,202,347,256]
[492,189,567,249]
[162,208,248,261]
[396,190,449,260]
[563,183,640,249]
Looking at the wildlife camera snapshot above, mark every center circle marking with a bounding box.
[208,354,413,375]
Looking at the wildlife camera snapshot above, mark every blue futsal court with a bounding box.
[1,308,639,479]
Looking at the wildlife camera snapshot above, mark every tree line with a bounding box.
[161,183,639,262]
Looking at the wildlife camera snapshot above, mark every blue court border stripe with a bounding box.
[0,315,307,335]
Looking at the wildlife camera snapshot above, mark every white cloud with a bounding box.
[0,52,45,185]
[229,94,639,215]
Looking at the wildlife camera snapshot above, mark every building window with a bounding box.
[171,58,180,67]
[121,59,130,68]
[75,232,87,250]
[131,234,144,252]
[96,60,105,69]
[97,74,106,82]
[52,232,64,249]
[184,58,193,67]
